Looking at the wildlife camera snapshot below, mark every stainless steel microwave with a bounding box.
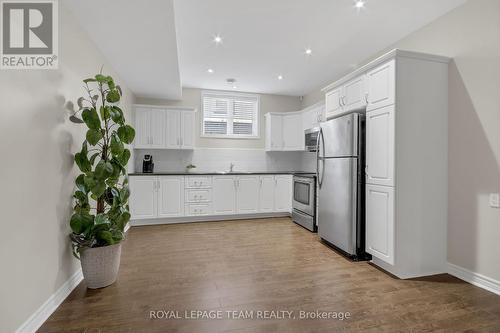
[304,127,320,152]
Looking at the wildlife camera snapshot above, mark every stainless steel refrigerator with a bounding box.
[316,112,369,260]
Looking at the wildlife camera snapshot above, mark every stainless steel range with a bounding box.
[292,175,317,232]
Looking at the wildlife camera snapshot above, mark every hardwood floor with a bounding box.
[39,218,500,332]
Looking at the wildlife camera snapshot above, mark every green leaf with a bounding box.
[84,173,97,189]
[117,149,131,165]
[110,134,124,156]
[120,185,130,203]
[70,213,94,234]
[83,78,96,83]
[89,152,100,166]
[91,182,106,198]
[74,152,91,173]
[117,125,135,144]
[81,108,101,130]
[95,160,114,179]
[95,74,107,82]
[95,214,110,225]
[86,129,103,146]
[74,191,87,203]
[116,211,130,231]
[75,174,87,193]
[97,230,114,245]
[100,106,111,120]
[107,77,115,90]
[106,89,120,103]
[110,106,124,124]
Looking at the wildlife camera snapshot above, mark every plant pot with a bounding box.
[80,243,122,289]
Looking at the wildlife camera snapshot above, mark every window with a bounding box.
[202,91,260,138]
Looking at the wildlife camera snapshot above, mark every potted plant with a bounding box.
[68,72,135,289]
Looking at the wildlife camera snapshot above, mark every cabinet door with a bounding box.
[317,105,326,123]
[274,175,292,212]
[266,114,283,151]
[282,114,302,151]
[366,105,395,187]
[343,75,367,111]
[181,111,195,149]
[212,176,236,215]
[165,109,181,149]
[150,109,165,148]
[366,184,395,265]
[259,176,275,212]
[236,176,260,214]
[129,176,157,219]
[366,59,395,111]
[325,87,343,119]
[134,107,151,148]
[157,176,184,217]
[302,109,315,131]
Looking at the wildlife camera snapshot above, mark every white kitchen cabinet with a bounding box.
[181,111,195,149]
[366,59,395,111]
[158,176,184,217]
[259,176,275,212]
[274,175,292,212]
[282,114,303,151]
[165,109,195,150]
[302,103,325,130]
[236,176,260,214]
[165,109,181,149]
[325,87,343,119]
[134,105,195,150]
[212,176,237,215]
[343,75,367,111]
[129,176,157,219]
[265,113,283,151]
[366,105,395,187]
[134,108,164,149]
[366,184,394,265]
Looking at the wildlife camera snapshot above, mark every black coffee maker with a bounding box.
[142,155,154,173]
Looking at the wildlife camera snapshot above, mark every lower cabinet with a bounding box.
[274,175,293,212]
[365,184,395,265]
[212,176,237,215]
[130,174,293,221]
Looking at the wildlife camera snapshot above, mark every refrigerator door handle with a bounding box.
[317,128,326,189]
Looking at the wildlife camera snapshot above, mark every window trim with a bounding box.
[200,90,260,139]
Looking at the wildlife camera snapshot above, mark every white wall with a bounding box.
[0,4,135,333]
[136,88,302,149]
[302,0,500,281]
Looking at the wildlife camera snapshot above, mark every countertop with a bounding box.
[129,171,316,176]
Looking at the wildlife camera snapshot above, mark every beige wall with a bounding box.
[136,88,302,149]
[303,0,500,280]
[0,4,135,333]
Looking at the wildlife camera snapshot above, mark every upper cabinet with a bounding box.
[134,105,195,150]
[265,112,303,151]
[325,75,367,119]
[302,103,325,130]
[366,59,395,111]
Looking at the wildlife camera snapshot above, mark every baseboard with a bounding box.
[447,263,500,295]
[130,212,291,226]
[15,268,83,333]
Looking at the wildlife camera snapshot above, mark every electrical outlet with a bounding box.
[489,193,500,208]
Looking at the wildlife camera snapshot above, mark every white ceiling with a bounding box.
[65,0,466,99]
[174,0,466,96]
[64,0,182,99]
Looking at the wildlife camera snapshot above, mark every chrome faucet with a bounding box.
[229,163,235,172]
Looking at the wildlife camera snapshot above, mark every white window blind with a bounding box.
[202,92,259,138]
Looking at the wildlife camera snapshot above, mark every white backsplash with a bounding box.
[133,148,314,173]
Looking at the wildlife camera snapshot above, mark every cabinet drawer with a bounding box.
[185,203,212,216]
[185,189,212,203]
[186,176,212,188]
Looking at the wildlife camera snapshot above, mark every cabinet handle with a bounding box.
[365,93,369,104]
[260,178,263,187]
[342,96,346,106]
[338,98,342,108]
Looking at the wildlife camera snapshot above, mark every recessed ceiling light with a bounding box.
[213,35,223,44]
[232,86,238,90]
[305,48,312,55]
[207,68,214,74]
[355,1,365,9]
[278,75,283,80]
